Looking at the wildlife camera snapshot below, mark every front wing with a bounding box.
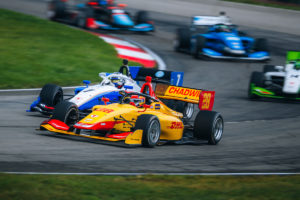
[201,48,270,61]
[40,121,144,147]
[91,20,154,32]
[250,85,300,100]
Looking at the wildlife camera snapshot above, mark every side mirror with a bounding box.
[83,80,91,87]
[124,85,133,90]
[101,97,110,105]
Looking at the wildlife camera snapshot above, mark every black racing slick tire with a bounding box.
[47,0,66,20]
[263,65,276,73]
[193,111,224,145]
[248,71,264,99]
[254,38,269,52]
[174,28,190,52]
[134,114,161,147]
[193,36,206,59]
[135,11,149,24]
[77,8,94,29]
[52,101,79,126]
[39,84,63,107]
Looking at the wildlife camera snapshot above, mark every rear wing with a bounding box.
[192,16,232,26]
[129,66,184,86]
[286,51,300,64]
[155,84,215,111]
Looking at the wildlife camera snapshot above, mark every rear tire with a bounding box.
[248,71,264,99]
[193,111,223,145]
[39,84,63,107]
[174,28,190,52]
[254,38,269,52]
[52,101,79,126]
[134,114,161,147]
[263,65,276,73]
[192,36,206,59]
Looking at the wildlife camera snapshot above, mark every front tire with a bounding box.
[52,101,79,127]
[254,38,269,52]
[39,84,63,107]
[135,11,149,24]
[134,114,161,147]
[174,28,190,52]
[248,71,264,99]
[193,111,224,145]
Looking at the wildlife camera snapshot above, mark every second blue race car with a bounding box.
[174,15,270,61]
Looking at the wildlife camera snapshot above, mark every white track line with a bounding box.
[2,172,299,176]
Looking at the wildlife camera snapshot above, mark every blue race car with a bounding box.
[174,16,270,61]
[27,60,184,118]
[47,0,154,32]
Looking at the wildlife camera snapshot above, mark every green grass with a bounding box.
[0,9,139,89]
[0,174,299,200]
[223,0,300,11]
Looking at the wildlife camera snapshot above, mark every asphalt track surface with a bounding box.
[0,0,300,173]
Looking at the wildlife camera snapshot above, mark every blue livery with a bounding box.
[175,21,270,61]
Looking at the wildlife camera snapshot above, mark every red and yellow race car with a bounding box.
[40,76,223,147]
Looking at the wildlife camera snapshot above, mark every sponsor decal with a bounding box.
[155,71,165,78]
[155,104,160,110]
[166,86,201,101]
[199,91,215,111]
[84,119,93,122]
[90,115,98,118]
[169,122,183,129]
[95,108,114,113]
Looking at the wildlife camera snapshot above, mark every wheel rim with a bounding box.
[148,120,160,144]
[65,108,78,126]
[213,117,223,141]
[184,103,194,119]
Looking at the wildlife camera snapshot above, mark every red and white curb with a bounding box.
[91,32,166,69]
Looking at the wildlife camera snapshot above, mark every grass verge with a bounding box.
[0,174,299,200]
[0,9,139,89]
[223,0,300,11]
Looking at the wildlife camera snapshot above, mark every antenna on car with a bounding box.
[119,59,131,77]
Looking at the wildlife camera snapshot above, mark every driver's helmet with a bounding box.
[110,76,125,89]
[215,24,231,32]
[295,60,300,70]
[130,95,145,107]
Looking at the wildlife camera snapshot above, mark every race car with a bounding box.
[174,15,270,61]
[28,60,184,117]
[40,76,224,147]
[248,51,300,100]
[47,0,154,32]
